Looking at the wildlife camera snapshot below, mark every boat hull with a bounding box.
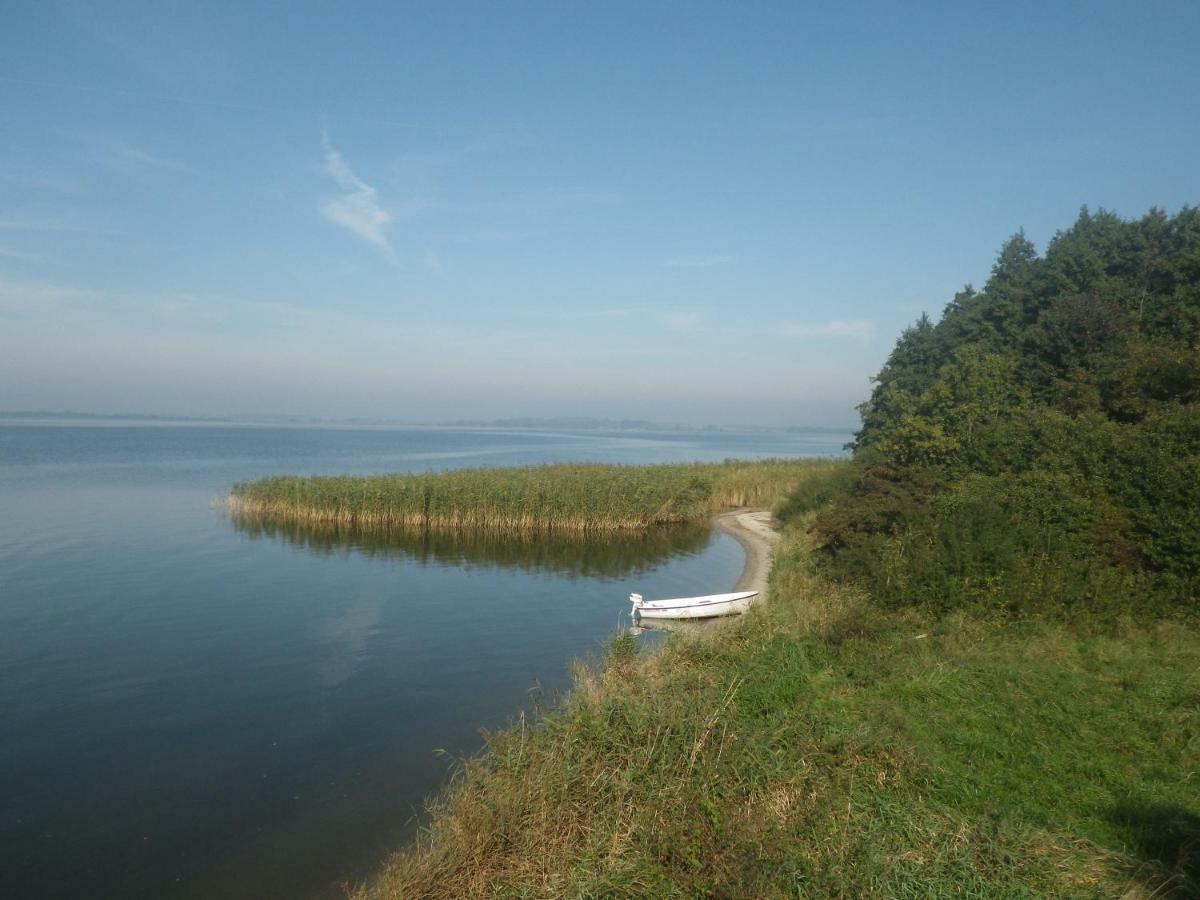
[632,590,757,621]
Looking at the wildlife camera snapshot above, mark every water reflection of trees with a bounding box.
[229,513,713,580]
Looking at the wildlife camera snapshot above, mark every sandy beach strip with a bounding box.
[713,508,780,596]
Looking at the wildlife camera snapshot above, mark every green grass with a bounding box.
[229,459,842,533]
[352,515,1200,898]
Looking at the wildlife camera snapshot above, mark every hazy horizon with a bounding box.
[3,2,1197,426]
[0,408,856,431]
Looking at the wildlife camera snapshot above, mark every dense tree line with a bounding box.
[798,207,1200,615]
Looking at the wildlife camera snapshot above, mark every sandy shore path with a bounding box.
[714,508,781,596]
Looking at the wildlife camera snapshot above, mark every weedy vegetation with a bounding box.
[229,459,842,534]
[354,517,1200,898]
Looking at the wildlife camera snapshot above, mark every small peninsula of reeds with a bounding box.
[228,459,841,534]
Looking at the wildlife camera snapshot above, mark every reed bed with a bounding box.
[228,459,842,534]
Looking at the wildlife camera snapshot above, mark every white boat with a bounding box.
[630,590,757,622]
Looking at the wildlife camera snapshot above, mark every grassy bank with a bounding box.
[354,513,1200,898]
[229,459,841,533]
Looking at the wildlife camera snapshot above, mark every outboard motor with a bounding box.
[629,592,643,623]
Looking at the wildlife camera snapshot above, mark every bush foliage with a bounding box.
[804,206,1200,616]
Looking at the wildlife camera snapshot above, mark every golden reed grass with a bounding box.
[228,459,843,534]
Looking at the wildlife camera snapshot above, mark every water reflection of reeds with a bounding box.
[229,511,713,580]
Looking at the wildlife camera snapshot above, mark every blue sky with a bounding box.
[1,1,1198,426]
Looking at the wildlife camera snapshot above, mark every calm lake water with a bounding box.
[0,421,850,899]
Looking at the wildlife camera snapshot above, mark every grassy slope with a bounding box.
[355,515,1200,898]
[230,460,841,533]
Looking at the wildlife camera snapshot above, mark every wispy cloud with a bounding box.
[92,137,193,176]
[783,319,876,342]
[457,126,540,156]
[0,218,85,233]
[417,227,539,243]
[538,306,635,323]
[663,254,735,269]
[320,133,393,255]
[659,311,704,332]
[0,171,82,193]
[0,246,46,262]
[576,307,635,320]
[541,186,623,209]
[0,277,98,319]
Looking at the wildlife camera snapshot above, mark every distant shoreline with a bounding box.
[0,411,854,435]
